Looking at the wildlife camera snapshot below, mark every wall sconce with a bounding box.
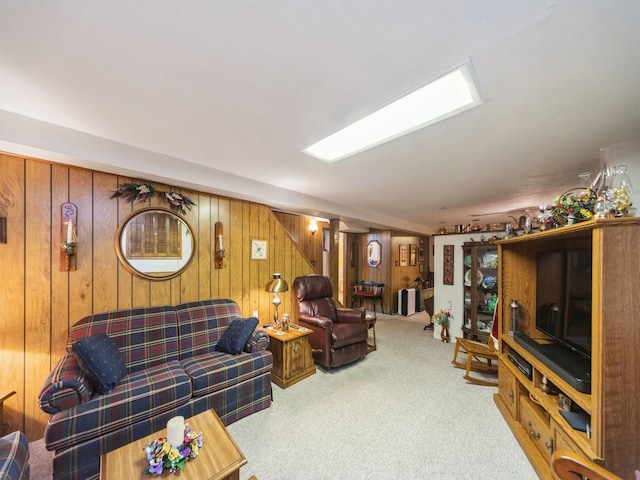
[265,273,288,328]
[60,202,77,271]
[214,221,224,269]
[308,219,318,235]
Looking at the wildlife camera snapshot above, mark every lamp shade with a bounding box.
[265,273,288,293]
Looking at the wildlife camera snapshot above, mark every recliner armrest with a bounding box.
[336,308,365,324]
[297,313,332,330]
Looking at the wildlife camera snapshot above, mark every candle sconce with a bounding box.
[214,221,224,269]
[60,202,78,271]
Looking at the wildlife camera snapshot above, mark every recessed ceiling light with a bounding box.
[303,62,483,162]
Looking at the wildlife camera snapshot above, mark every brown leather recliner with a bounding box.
[294,274,368,370]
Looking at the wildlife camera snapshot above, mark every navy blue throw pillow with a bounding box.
[216,317,259,355]
[72,333,126,394]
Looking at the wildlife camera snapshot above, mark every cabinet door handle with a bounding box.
[545,439,554,455]
[528,421,540,439]
[508,390,514,400]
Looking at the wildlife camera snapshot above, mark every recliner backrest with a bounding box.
[294,275,338,322]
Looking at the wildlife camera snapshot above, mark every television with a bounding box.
[535,249,592,358]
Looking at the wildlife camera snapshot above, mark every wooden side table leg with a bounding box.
[0,391,16,436]
[371,323,376,351]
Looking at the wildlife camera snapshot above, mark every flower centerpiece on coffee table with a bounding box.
[143,424,203,475]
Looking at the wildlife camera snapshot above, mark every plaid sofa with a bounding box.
[0,431,29,480]
[38,299,273,480]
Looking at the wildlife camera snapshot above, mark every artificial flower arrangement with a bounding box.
[143,424,204,475]
[432,309,452,327]
[550,188,596,225]
[112,183,196,215]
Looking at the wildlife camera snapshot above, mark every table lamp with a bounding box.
[265,273,288,327]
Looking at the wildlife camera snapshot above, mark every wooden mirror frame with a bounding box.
[115,207,196,280]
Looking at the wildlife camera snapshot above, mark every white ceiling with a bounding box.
[1,1,639,234]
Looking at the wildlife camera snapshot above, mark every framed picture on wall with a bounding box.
[418,247,425,263]
[419,264,424,273]
[443,244,454,285]
[367,240,381,268]
[399,244,408,267]
[251,239,267,260]
[409,244,417,266]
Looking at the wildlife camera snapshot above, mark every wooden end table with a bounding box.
[264,325,316,388]
[100,409,246,480]
[0,390,16,436]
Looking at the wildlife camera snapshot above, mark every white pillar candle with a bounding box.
[217,234,223,251]
[167,416,185,447]
[66,220,74,243]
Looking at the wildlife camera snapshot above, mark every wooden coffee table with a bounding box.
[100,409,246,479]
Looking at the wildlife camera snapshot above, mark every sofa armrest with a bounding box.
[38,354,94,414]
[0,431,29,480]
[244,329,270,353]
[336,307,365,324]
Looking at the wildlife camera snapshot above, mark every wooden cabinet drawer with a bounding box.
[520,395,552,461]
[498,359,519,418]
[550,418,598,460]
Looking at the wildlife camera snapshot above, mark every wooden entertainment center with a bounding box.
[494,217,640,479]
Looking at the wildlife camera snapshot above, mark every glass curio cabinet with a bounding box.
[462,241,498,342]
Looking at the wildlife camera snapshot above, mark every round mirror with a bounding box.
[115,207,196,280]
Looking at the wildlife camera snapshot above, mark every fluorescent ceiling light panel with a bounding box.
[303,63,483,162]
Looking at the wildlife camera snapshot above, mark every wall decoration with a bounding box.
[111,183,196,214]
[214,221,224,269]
[367,240,381,268]
[419,264,424,273]
[418,247,425,263]
[399,244,408,267]
[251,239,267,260]
[115,207,196,280]
[443,244,454,285]
[409,244,417,266]
[61,202,78,271]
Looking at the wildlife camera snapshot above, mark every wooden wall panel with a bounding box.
[0,152,316,441]
[24,161,52,440]
[115,177,134,310]
[217,197,231,299]
[198,193,212,300]
[93,172,120,313]
[0,155,26,438]
[68,168,94,322]
[51,165,71,360]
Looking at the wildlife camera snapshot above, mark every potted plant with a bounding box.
[433,309,452,343]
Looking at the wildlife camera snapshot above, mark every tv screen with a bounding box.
[536,249,592,358]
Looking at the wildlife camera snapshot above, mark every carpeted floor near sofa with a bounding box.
[28,311,535,480]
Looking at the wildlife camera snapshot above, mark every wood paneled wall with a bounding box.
[348,231,428,313]
[0,152,315,441]
[273,211,329,272]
